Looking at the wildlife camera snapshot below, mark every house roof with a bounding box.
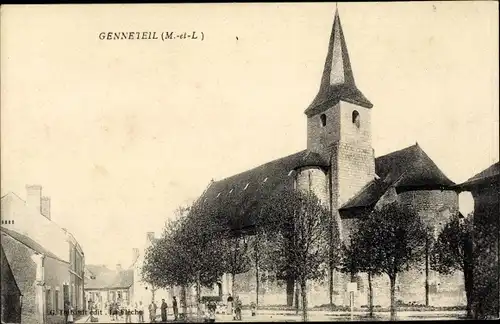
[339,144,456,217]
[305,8,372,117]
[1,191,82,263]
[107,269,134,289]
[0,227,68,264]
[196,149,329,233]
[454,162,500,190]
[84,264,134,290]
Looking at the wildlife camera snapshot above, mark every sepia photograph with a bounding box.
[1,2,498,323]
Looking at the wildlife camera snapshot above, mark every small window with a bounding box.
[12,220,14,224]
[243,183,249,190]
[287,170,294,176]
[216,192,221,198]
[8,220,11,224]
[320,114,327,127]
[229,188,233,194]
[352,110,360,128]
[263,177,268,183]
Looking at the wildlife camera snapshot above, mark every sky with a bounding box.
[1,2,498,268]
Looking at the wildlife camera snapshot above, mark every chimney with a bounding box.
[41,196,51,220]
[116,264,122,272]
[26,185,42,214]
[132,248,140,260]
[146,232,155,243]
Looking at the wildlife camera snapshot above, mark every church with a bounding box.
[193,8,465,308]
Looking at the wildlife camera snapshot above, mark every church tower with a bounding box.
[305,8,376,231]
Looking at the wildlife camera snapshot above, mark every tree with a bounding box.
[346,201,430,320]
[340,235,382,318]
[142,201,226,318]
[430,212,473,318]
[260,189,332,322]
[220,234,252,296]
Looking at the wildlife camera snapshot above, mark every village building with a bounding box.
[84,264,134,312]
[192,8,465,308]
[85,232,171,321]
[1,185,85,323]
[130,232,170,309]
[454,162,499,319]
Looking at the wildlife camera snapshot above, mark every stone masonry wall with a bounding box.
[1,234,39,324]
[471,184,499,318]
[307,103,341,158]
[296,167,329,206]
[334,190,464,308]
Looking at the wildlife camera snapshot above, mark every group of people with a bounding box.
[143,297,179,323]
[226,294,242,321]
[86,296,179,323]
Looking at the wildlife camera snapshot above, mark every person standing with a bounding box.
[149,300,157,323]
[172,296,178,321]
[125,303,132,323]
[226,294,233,318]
[160,299,168,323]
[234,297,242,321]
[67,304,74,324]
[64,300,70,324]
[138,301,145,323]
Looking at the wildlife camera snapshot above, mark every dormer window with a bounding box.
[243,183,250,190]
[320,114,327,127]
[352,110,360,128]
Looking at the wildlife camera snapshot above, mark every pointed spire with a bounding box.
[305,8,373,116]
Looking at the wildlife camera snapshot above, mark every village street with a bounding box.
[75,309,465,323]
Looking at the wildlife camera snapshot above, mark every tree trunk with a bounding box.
[389,274,397,321]
[255,258,259,311]
[329,264,334,307]
[286,276,294,307]
[196,272,201,320]
[425,238,429,307]
[329,220,335,307]
[294,280,300,314]
[181,285,188,318]
[368,272,373,318]
[463,236,474,319]
[231,272,235,296]
[300,276,308,322]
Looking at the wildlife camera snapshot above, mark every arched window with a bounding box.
[320,114,327,127]
[352,110,360,128]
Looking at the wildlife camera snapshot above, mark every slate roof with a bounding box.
[196,149,329,233]
[305,8,372,117]
[0,227,68,264]
[84,264,134,290]
[374,143,455,191]
[194,143,456,226]
[339,144,456,216]
[454,162,500,190]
